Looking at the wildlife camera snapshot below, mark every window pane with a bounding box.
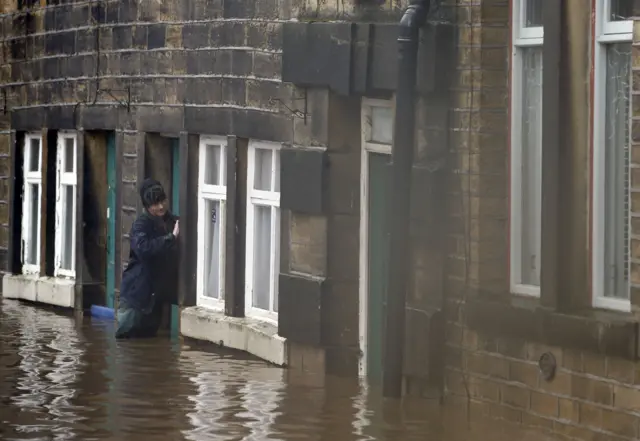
[604,43,631,300]
[371,106,393,144]
[29,139,40,172]
[519,47,543,287]
[28,184,39,265]
[64,138,74,173]
[273,210,279,313]
[610,0,634,21]
[524,0,543,27]
[204,144,221,186]
[254,148,273,191]
[274,150,280,193]
[203,199,222,299]
[252,205,272,310]
[61,185,74,270]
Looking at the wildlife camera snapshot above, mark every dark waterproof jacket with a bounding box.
[120,211,179,310]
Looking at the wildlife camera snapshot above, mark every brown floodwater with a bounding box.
[0,299,560,441]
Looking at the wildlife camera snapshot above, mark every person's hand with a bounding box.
[173,220,180,238]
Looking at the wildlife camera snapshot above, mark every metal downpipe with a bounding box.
[382,0,430,398]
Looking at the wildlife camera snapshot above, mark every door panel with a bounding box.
[367,152,390,384]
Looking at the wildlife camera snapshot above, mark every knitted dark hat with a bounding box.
[140,178,166,208]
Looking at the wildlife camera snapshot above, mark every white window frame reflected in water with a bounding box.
[245,140,281,323]
[592,0,633,312]
[22,133,44,275]
[196,136,228,310]
[509,0,543,297]
[11,304,82,432]
[54,131,78,279]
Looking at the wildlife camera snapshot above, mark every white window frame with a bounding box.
[509,0,543,297]
[358,97,393,379]
[21,133,43,275]
[245,140,281,323]
[592,0,633,312]
[196,136,227,311]
[54,132,78,279]
[601,0,633,38]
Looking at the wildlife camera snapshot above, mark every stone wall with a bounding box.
[0,0,423,375]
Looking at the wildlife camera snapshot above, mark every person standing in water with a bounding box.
[115,178,179,339]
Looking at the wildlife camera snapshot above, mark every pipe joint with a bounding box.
[398,0,430,40]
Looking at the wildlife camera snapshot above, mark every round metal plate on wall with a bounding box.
[538,352,557,382]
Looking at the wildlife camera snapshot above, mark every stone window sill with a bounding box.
[466,296,638,360]
[180,306,288,366]
[2,274,76,309]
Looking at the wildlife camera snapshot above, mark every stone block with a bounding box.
[119,0,138,23]
[147,23,166,49]
[165,24,182,48]
[98,27,112,51]
[132,25,147,49]
[233,109,293,143]
[321,280,358,346]
[113,25,132,50]
[139,52,157,75]
[121,181,138,209]
[293,88,329,147]
[105,3,119,24]
[223,0,255,18]
[211,21,245,47]
[186,77,222,105]
[182,23,209,49]
[326,152,359,215]
[119,51,140,76]
[247,23,269,49]
[231,49,252,76]
[202,0,223,19]
[122,154,137,181]
[186,51,200,75]
[221,78,246,106]
[171,52,186,75]
[327,214,359,281]
[289,212,327,276]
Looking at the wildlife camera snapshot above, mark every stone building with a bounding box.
[2,0,640,437]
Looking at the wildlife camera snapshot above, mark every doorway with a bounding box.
[145,134,181,332]
[361,151,391,385]
[81,131,116,309]
[106,132,116,309]
[359,98,394,384]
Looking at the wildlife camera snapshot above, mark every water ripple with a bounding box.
[0,299,563,441]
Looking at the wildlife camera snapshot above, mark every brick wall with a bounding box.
[444,0,510,361]
[447,336,640,440]
[441,2,640,439]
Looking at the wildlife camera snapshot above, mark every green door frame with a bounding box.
[170,137,180,337]
[106,132,117,309]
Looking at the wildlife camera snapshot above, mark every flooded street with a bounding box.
[0,299,557,441]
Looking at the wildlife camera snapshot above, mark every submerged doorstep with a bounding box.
[180,306,288,366]
[2,274,76,309]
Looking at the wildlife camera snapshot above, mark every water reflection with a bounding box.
[3,301,84,440]
[0,299,561,441]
